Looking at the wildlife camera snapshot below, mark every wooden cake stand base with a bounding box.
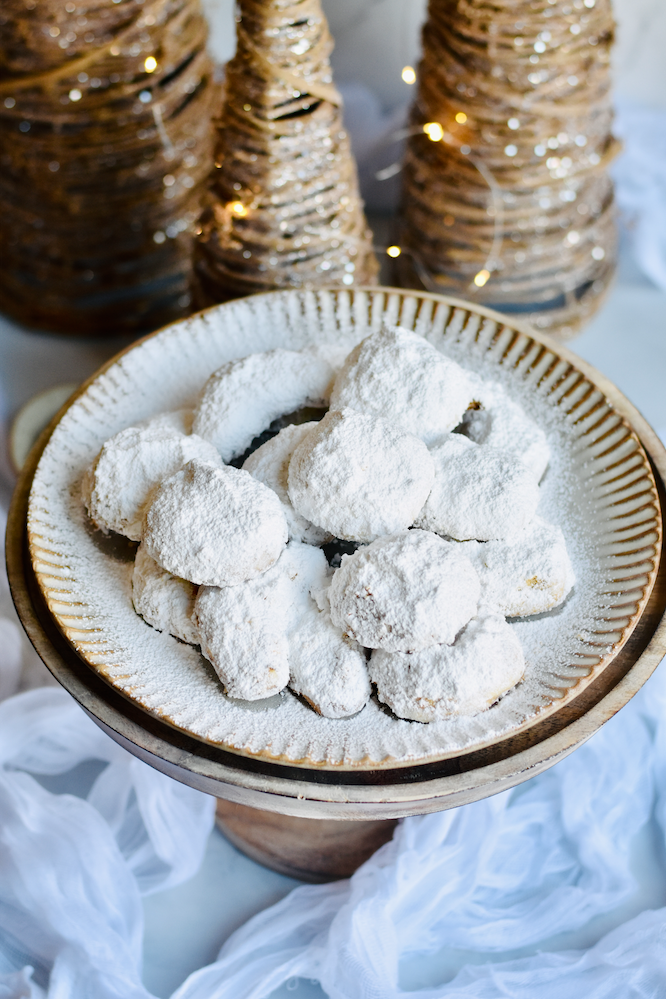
[215,800,397,881]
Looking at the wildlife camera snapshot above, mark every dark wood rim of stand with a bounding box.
[6,299,666,821]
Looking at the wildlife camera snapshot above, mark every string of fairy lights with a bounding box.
[0,0,616,340]
[372,0,617,337]
[193,0,378,305]
[380,88,501,291]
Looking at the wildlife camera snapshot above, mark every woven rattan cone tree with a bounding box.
[396,0,618,340]
[0,0,217,337]
[194,0,378,304]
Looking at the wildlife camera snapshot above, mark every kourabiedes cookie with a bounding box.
[328,530,480,652]
[288,408,434,542]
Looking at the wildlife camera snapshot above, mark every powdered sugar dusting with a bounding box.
[27,290,660,768]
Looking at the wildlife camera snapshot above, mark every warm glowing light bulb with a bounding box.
[401,66,416,84]
[455,112,467,124]
[386,245,401,258]
[473,269,491,287]
[230,202,247,216]
[144,56,157,73]
[424,122,444,142]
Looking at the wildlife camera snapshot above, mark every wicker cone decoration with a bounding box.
[396,0,618,340]
[0,0,218,337]
[194,0,378,305]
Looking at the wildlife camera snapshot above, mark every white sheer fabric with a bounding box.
[171,667,666,999]
[0,689,215,998]
[1,665,666,998]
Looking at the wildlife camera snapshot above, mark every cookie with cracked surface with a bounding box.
[330,325,473,444]
[414,433,540,542]
[460,517,575,617]
[328,530,480,652]
[460,379,551,481]
[370,613,525,722]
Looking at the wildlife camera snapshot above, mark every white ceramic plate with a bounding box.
[27,288,661,768]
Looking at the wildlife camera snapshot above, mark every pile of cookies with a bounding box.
[82,326,575,723]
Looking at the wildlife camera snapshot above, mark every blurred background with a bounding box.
[200,0,666,291]
[202,0,666,110]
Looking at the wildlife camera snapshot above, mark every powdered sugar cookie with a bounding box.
[414,433,540,541]
[132,543,199,645]
[142,408,194,435]
[192,348,334,462]
[288,604,370,719]
[328,530,480,652]
[460,517,575,617]
[462,379,551,481]
[81,415,221,541]
[195,543,329,700]
[288,408,435,542]
[243,423,332,546]
[330,326,473,444]
[370,613,525,722]
[310,338,359,373]
[143,458,288,586]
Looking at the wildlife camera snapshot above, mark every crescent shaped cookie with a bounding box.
[82,414,221,541]
[192,348,334,462]
[288,603,370,719]
[132,543,199,646]
[243,423,332,546]
[195,543,329,701]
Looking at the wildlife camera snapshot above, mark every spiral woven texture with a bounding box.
[194,0,378,305]
[396,0,617,340]
[0,0,218,336]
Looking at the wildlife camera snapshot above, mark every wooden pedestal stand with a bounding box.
[215,800,397,882]
[7,298,666,883]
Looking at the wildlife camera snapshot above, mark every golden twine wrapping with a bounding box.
[0,0,218,336]
[194,0,378,305]
[396,0,617,339]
